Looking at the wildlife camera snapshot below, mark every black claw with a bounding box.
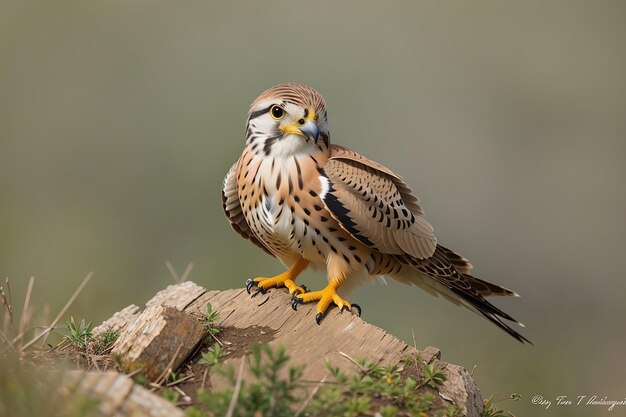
[351,303,362,317]
[300,284,309,293]
[251,287,266,298]
[291,292,302,302]
[315,312,323,325]
[291,297,302,311]
[340,305,348,313]
[245,279,255,294]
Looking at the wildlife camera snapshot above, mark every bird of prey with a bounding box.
[222,82,530,343]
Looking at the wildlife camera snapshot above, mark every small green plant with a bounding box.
[185,407,206,417]
[132,373,150,387]
[198,343,225,367]
[482,399,508,417]
[204,303,220,336]
[482,394,521,417]
[307,357,440,417]
[421,363,446,389]
[167,369,181,384]
[162,388,181,404]
[92,329,119,354]
[188,344,303,417]
[64,317,93,351]
[186,345,459,417]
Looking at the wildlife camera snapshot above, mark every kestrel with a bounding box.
[222,82,529,343]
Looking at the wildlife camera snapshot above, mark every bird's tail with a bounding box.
[433,245,517,297]
[390,245,532,344]
[464,275,519,297]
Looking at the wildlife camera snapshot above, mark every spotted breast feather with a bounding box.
[222,161,275,257]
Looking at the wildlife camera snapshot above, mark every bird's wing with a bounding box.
[222,161,275,257]
[320,145,436,259]
[329,144,425,215]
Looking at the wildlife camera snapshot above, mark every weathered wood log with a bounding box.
[109,282,209,381]
[111,305,206,381]
[62,370,184,417]
[87,281,483,417]
[92,304,141,337]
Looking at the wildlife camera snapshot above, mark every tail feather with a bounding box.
[392,245,531,344]
[437,245,474,274]
[465,275,519,297]
[447,285,532,344]
[437,245,517,296]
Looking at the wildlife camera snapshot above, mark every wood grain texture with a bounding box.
[94,282,482,417]
[92,304,141,337]
[111,305,206,381]
[185,286,482,417]
[62,371,184,417]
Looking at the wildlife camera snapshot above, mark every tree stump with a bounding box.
[69,281,483,417]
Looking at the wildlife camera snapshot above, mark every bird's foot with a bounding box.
[245,272,307,296]
[291,285,361,324]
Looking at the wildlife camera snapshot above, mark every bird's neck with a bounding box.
[237,145,328,207]
[245,128,331,160]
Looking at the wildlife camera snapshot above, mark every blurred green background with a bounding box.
[1,1,625,416]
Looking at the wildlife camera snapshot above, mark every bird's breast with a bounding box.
[237,149,347,263]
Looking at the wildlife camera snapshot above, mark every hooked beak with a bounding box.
[280,118,320,143]
[299,120,319,143]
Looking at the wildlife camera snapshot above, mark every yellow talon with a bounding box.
[284,279,307,295]
[293,283,361,324]
[246,258,308,294]
[253,275,306,295]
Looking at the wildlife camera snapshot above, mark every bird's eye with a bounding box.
[298,119,305,125]
[270,105,284,119]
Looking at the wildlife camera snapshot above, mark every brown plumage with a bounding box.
[222,82,530,343]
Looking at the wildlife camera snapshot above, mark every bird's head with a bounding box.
[246,83,330,157]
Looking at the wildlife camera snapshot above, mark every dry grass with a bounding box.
[1,273,95,356]
[0,273,105,417]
